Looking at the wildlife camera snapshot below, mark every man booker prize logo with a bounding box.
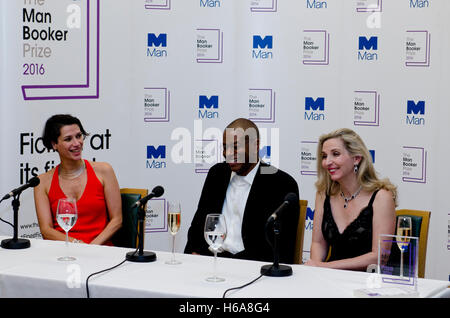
[303,30,330,65]
[146,145,167,169]
[358,36,378,61]
[198,95,219,119]
[304,97,325,121]
[147,33,167,58]
[200,0,221,8]
[306,0,328,9]
[252,35,273,59]
[406,100,425,126]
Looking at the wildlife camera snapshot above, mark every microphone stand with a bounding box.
[126,202,156,262]
[260,218,292,277]
[1,194,31,249]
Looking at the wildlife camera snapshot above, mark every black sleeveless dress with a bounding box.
[321,190,379,262]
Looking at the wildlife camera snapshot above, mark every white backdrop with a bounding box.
[0,0,449,281]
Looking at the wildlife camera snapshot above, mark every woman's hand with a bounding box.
[304,259,326,267]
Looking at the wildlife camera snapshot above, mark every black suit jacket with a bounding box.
[184,161,300,264]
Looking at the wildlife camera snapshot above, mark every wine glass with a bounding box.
[165,202,182,265]
[56,198,78,261]
[204,214,227,282]
[396,216,412,277]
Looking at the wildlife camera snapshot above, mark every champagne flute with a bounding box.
[204,214,227,282]
[56,198,78,261]
[396,216,412,277]
[165,202,182,265]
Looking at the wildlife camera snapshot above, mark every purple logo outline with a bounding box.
[144,87,170,122]
[250,0,278,12]
[405,30,431,67]
[196,28,223,64]
[145,198,167,233]
[303,30,330,66]
[300,141,318,176]
[144,0,171,10]
[248,88,275,123]
[22,0,100,101]
[354,91,380,127]
[194,139,220,174]
[356,0,382,12]
[381,238,417,286]
[447,213,450,250]
[402,146,427,183]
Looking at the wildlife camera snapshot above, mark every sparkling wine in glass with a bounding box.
[165,202,181,265]
[56,198,78,261]
[396,216,412,277]
[204,214,227,282]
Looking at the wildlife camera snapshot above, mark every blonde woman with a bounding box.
[305,128,397,271]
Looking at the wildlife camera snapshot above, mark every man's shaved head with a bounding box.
[223,118,260,176]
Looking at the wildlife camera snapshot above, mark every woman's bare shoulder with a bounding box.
[37,168,56,184]
[89,161,113,172]
[34,168,56,193]
[374,188,395,203]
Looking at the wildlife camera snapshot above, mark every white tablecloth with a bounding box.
[0,237,448,298]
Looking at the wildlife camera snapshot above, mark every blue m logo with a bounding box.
[147,33,167,47]
[358,36,378,50]
[253,35,273,49]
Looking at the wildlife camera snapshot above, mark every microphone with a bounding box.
[132,185,164,208]
[266,192,298,223]
[261,192,298,277]
[1,177,40,201]
[126,185,164,263]
[1,177,40,249]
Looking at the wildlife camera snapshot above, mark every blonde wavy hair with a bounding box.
[315,128,397,205]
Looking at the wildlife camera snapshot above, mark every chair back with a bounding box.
[294,199,308,264]
[394,209,430,278]
[112,188,148,248]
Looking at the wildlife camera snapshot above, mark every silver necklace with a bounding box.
[340,186,362,208]
[59,162,85,180]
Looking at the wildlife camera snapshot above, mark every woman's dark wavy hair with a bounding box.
[42,114,89,150]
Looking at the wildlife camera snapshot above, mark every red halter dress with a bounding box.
[48,160,111,245]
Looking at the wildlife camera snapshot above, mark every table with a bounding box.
[0,237,448,298]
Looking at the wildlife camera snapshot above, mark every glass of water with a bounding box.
[56,198,78,261]
[204,214,227,282]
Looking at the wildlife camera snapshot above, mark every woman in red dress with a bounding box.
[34,114,122,245]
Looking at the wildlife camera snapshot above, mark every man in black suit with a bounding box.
[184,118,300,264]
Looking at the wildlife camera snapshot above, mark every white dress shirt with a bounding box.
[221,161,260,254]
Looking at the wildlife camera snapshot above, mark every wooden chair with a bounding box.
[111,188,148,248]
[294,200,308,264]
[395,209,431,278]
[120,188,148,199]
